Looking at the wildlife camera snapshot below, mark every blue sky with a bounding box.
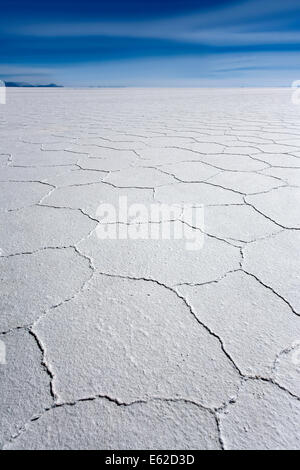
[1,0,300,86]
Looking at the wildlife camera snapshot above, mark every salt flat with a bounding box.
[0,88,300,450]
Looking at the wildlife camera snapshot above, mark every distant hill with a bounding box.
[4,81,63,88]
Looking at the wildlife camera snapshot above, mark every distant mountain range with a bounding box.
[4,81,63,88]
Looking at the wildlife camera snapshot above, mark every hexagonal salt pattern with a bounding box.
[1,88,299,450]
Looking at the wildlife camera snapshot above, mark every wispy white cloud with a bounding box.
[2,0,299,85]
[6,0,300,48]
[3,50,299,86]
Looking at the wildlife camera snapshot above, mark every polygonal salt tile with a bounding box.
[192,135,238,144]
[67,145,137,160]
[144,136,196,147]
[160,162,220,182]
[178,271,300,377]
[260,167,300,186]
[138,147,202,165]
[257,132,300,141]
[253,153,300,168]
[278,139,300,147]
[45,169,105,187]
[246,186,300,228]
[0,181,50,210]
[0,205,96,255]
[0,248,91,330]
[208,171,284,195]
[0,329,53,447]
[220,380,300,449]
[0,165,78,182]
[234,136,274,145]
[11,150,81,167]
[203,204,279,242]
[272,345,300,397]
[78,154,137,171]
[199,154,267,172]
[104,167,174,188]
[243,230,300,313]
[223,146,261,154]
[32,273,240,408]
[255,144,300,154]
[78,226,240,286]
[179,142,225,154]
[42,182,153,220]
[155,182,243,205]
[4,400,220,450]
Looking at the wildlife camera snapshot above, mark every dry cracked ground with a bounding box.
[0,88,300,450]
